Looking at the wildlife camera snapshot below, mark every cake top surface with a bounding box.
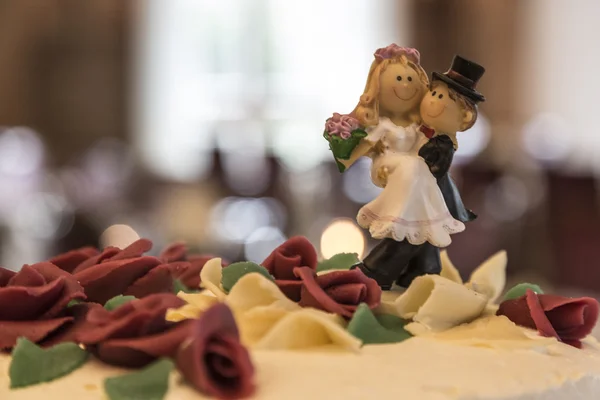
[1,236,599,400]
[3,320,600,400]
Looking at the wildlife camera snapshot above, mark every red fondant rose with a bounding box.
[159,242,225,290]
[0,262,86,349]
[497,289,599,348]
[261,236,318,301]
[52,239,186,304]
[293,267,381,319]
[76,293,192,367]
[176,303,255,400]
[47,246,99,273]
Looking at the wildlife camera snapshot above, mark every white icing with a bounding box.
[3,323,600,400]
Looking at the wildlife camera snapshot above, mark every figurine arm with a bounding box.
[418,135,455,179]
[336,139,374,169]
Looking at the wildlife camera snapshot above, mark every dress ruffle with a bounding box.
[357,207,465,248]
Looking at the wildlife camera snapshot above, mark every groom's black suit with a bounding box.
[358,134,475,288]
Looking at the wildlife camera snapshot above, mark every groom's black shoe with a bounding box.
[358,238,423,289]
[351,262,393,290]
[395,242,441,287]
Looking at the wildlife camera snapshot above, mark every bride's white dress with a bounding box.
[356,117,464,247]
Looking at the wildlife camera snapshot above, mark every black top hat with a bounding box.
[432,55,485,103]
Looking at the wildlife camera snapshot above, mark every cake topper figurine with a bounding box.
[324,47,485,290]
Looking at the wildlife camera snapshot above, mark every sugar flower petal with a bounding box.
[440,250,462,284]
[253,308,361,351]
[166,293,220,323]
[199,258,227,300]
[465,250,507,303]
[226,273,300,314]
[395,275,488,334]
[235,306,291,346]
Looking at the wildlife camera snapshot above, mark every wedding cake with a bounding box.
[1,237,599,400]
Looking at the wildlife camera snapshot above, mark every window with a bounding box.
[133,0,405,180]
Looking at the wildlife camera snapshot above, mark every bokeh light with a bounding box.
[272,121,331,172]
[342,158,382,204]
[320,218,365,259]
[484,175,530,222]
[522,113,571,164]
[454,113,491,163]
[0,127,44,177]
[100,224,140,248]
[210,197,285,244]
[14,192,73,240]
[244,226,287,263]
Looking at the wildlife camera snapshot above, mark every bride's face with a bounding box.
[378,63,423,115]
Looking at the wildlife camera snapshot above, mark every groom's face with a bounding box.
[420,82,463,134]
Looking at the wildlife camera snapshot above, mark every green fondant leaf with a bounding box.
[9,338,88,388]
[317,253,360,272]
[172,279,199,294]
[67,299,82,307]
[347,303,412,345]
[221,262,274,293]
[104,295,137,311]
[104,358,174,400]
[503,283,544,302]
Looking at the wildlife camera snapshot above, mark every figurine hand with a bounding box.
[373,141,387,155]
[376,166,389,187]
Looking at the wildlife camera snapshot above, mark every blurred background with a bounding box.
[0,0,599,301]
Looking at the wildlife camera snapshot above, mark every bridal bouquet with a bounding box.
[323,113,367,172]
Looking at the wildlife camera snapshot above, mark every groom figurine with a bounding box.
[356,55,486,289]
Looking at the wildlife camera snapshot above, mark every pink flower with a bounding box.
[374,44,420,65]
[324,113,360,139]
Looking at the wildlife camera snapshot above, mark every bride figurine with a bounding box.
[341,44,465,249]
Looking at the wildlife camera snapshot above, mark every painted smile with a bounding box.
[426,105,446,118]
[393,88,418,101]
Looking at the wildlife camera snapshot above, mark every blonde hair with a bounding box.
[351,55,429,127]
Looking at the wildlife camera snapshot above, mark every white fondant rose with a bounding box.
[167,270,361,351]
[390,250,508,335]
[395,275,488,335]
